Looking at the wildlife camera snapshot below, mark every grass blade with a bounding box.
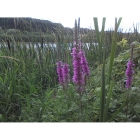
[93,18,106,63]
[103,81,114,122]
[107,18,122,83]
[109,99,129,122]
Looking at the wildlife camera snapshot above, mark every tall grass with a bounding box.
[0,18,140,122]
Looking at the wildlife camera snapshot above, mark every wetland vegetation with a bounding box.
[0,17,140,122]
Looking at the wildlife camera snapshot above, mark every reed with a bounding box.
[0,18,140,122]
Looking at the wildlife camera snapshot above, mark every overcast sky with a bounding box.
[1,0,140,31]
[32,17,140,31]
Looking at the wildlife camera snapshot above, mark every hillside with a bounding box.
[0,18,64,33]
[0,18,91,34]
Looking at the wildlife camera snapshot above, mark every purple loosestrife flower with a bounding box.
[72,47,83,82]
[79,50,90,76]
[71,41,90,92]
[56,61,64,85]
[62,63,70,83]
[71,49,85,92]
[71,47,83,85]
[56,61,70,89]
[125,60,135,89]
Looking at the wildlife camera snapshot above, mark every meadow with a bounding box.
[0,18,140,122]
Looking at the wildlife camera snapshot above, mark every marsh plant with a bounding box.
[0,17,140,122]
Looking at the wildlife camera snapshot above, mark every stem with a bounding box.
[80,94,83,121]
[126,92,129,121]
[126,103,128,120]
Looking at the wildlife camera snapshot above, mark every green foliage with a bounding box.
[0,29,55,43]
[0,18,140,122]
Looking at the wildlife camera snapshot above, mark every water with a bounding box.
[0,42,99,50]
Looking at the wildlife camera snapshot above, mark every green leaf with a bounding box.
[103,81,114,122]
[133,104,140,113]
[107,18,122,84]
[109,99,129,122]
[0,114,5,122]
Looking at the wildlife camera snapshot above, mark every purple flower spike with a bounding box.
[71,40,90,92]
[80,50,90,76]
[56,61,64,85]
[62,63,70,83]
[56,61,70,88]
[125,60,135,89]
[71,46,82,84]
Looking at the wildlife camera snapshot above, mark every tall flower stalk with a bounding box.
[80,50,90,80]
[125,42,135,89]
[125,42,135,120]
[71,44,85,92]
[56,61,64,85]
[125,59,135,89]
[62,63,70,84]
[71,19,90,93]
[56,61,70,89]
[71,18,90,121]
[56,18,90,122]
